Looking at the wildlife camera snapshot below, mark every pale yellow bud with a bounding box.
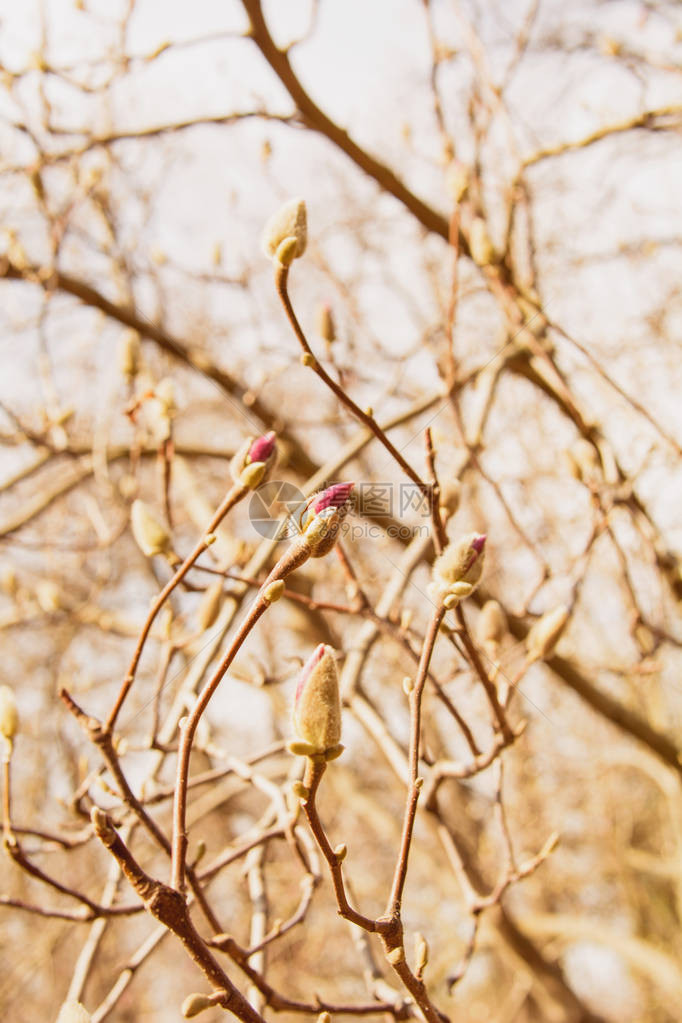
[130,500,171,558]
[469,217,496,266]
[197,581,223,632]
[477,600,507,648]
[263,579,285,603]
[527,605,569,661]
[239,461,266,489]
[316,303,336,343]
[262,198,307,263]
[117,330,140,378]
[36,579,61,613]
[0,685,18,742]
[275,236,300,267]
[439,480,461,519]
[414,932,429,973]
[56,1001,92,1023]
[182,992,214,1017]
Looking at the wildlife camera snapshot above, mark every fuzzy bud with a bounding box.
[197,581,223,632]
[333,843,347,862]
[292,644,342,756]
[300,483,354,558]
[430,533,486,605]
[527,605,569,661]
[477,600,507,649]
[316,303,336,344]
[117,330,140,379]
[230,431,277,490]
[0,685,18,743]
[262,198,307,264]
[182,993,215,1018]
[56,1001,92,1023]
[131,500,172,558]
[439,480,461,520]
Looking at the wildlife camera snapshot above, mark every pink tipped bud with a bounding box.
[430,532,487,604]
[313,482,355,515]
[471,534,486,555]
[301,483,354,557]
[248,431,276,465]
[292,644,342,755]
[230,431,278,489]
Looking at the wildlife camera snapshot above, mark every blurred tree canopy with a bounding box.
[1,1,681,1021]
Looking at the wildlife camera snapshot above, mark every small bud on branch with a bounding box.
[230,431,278,490]
[131,500,172,559]
[291,644,343,757]
[430,533,486,605]
[262,198,307,265]
[300,483,354,558]
[527,605,570,661]
[0,685,18,743]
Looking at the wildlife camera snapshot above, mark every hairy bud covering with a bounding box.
[291,644,342,756]
[262,198,307,264]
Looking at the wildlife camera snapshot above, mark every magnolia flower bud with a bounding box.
[0,685,18,742]
[131,500,172,558]
[181,993,214,1018]
[290,644,342,757]
[262,198,307,264]
[230,431,277,490]
[117,330,140,379]
[430,533,486,604]
[197,581,223,632]
[316,303,336,343]
[300,483,354,558]
[56,1001,92,1023]
[439,480,461,520]
[469,217,496,266]
[477,600,507,649]
[527,605,569,661]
